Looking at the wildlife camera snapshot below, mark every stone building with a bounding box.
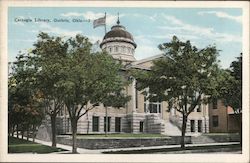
[55,19,209,136]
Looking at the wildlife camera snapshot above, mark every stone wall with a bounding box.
[56,136,191,149]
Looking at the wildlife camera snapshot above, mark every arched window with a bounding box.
[109,47,112,53]
[115,46,118,52]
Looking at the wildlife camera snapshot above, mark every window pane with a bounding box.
[198,120,202,132]
[212,115,219,127]
[104,117,111,132]
[115,117,121,132]
[92,116,99,132]
[191,120,195,132]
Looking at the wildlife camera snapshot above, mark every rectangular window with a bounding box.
[212,99,217,109]
[212,115,219,127]
[92,116,99,132]
[115,117,121,132]
[140,121,144,132]
[67,118,70,132]
[198,120,202,132]
[190,120,195,132]
[104,117,111,132]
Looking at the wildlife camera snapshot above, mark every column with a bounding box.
[132,77,136,113]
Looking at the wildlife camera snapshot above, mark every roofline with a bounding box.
[131,54,164,66]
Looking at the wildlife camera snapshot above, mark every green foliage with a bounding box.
[135,36,220,115]
[8,52,44,137]
[133,36,221,148]
[219,54,242,113]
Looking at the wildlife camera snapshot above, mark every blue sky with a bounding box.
[8,7,242,68]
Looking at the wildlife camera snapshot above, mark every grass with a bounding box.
[74,133,171,139]
[103,144,242,154]
[8,136,67,154]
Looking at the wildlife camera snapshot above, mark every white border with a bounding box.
[0,1,249,162]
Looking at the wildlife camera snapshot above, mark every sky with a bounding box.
[8,7,242,69]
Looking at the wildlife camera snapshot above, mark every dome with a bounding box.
[104,25,134,41]
[100,17,137,62]
[100,22,137,48]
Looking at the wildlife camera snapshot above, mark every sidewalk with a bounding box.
[31,136,240,154]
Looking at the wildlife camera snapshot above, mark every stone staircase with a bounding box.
[164,120,181,136]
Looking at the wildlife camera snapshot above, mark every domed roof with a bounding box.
[100,20,137,48]
[104,25,134,41]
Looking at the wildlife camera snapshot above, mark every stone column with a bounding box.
[132,77,137,113]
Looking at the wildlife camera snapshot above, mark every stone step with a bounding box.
[164,120,181,136]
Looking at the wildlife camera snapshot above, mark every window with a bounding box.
[144,95,161,113]
[115,117,121,132]
[212,115,219,127]
[212,99,217,109]
[109,47,112,53]
[190,120,195,132]
[197,104,201,112]
[104,117,111,132]
[128,48,131,53]
[92,116,99,132]
[140,121,144,132]
[198,120,202,132]
[115,46,118,52]
[67,118,70,132]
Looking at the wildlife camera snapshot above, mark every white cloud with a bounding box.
[61,11,123,26]
[198,11,242,23]
[135,45,162,60]
[160,14,241,43]
[134,35,162,60]
[35,22,82,37]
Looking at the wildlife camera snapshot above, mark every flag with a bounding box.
[93,16,106,28]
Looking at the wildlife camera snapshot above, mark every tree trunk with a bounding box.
[181,114,187,149]
[16,124,19,138]
[51,115,57,147]
[32,125,36,142]
[27,126,29,141]
[11,125,15,137]
[105,106,108,137]
[21,128,24,140]
[71,119,78,153]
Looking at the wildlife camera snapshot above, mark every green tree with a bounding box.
[8,53,44,140]
[28,32,67,147]
[219,54,242,144]
[54,35,130,153]
[134,36,221,149]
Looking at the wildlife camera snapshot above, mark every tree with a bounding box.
[102,89,131,137]
[134,36,221,149]
[54,35,130,153]
[28,32,67,147]
[8,53,44,140]
[219,53,242,144]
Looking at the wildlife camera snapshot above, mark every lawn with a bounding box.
[8,136,67,153]
[75,133,171,139]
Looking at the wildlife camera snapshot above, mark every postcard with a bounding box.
[0,0,249,162]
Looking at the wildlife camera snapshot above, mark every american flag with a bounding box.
[93,16,106,28]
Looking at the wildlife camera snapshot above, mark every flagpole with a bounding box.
[104,12,107,34]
